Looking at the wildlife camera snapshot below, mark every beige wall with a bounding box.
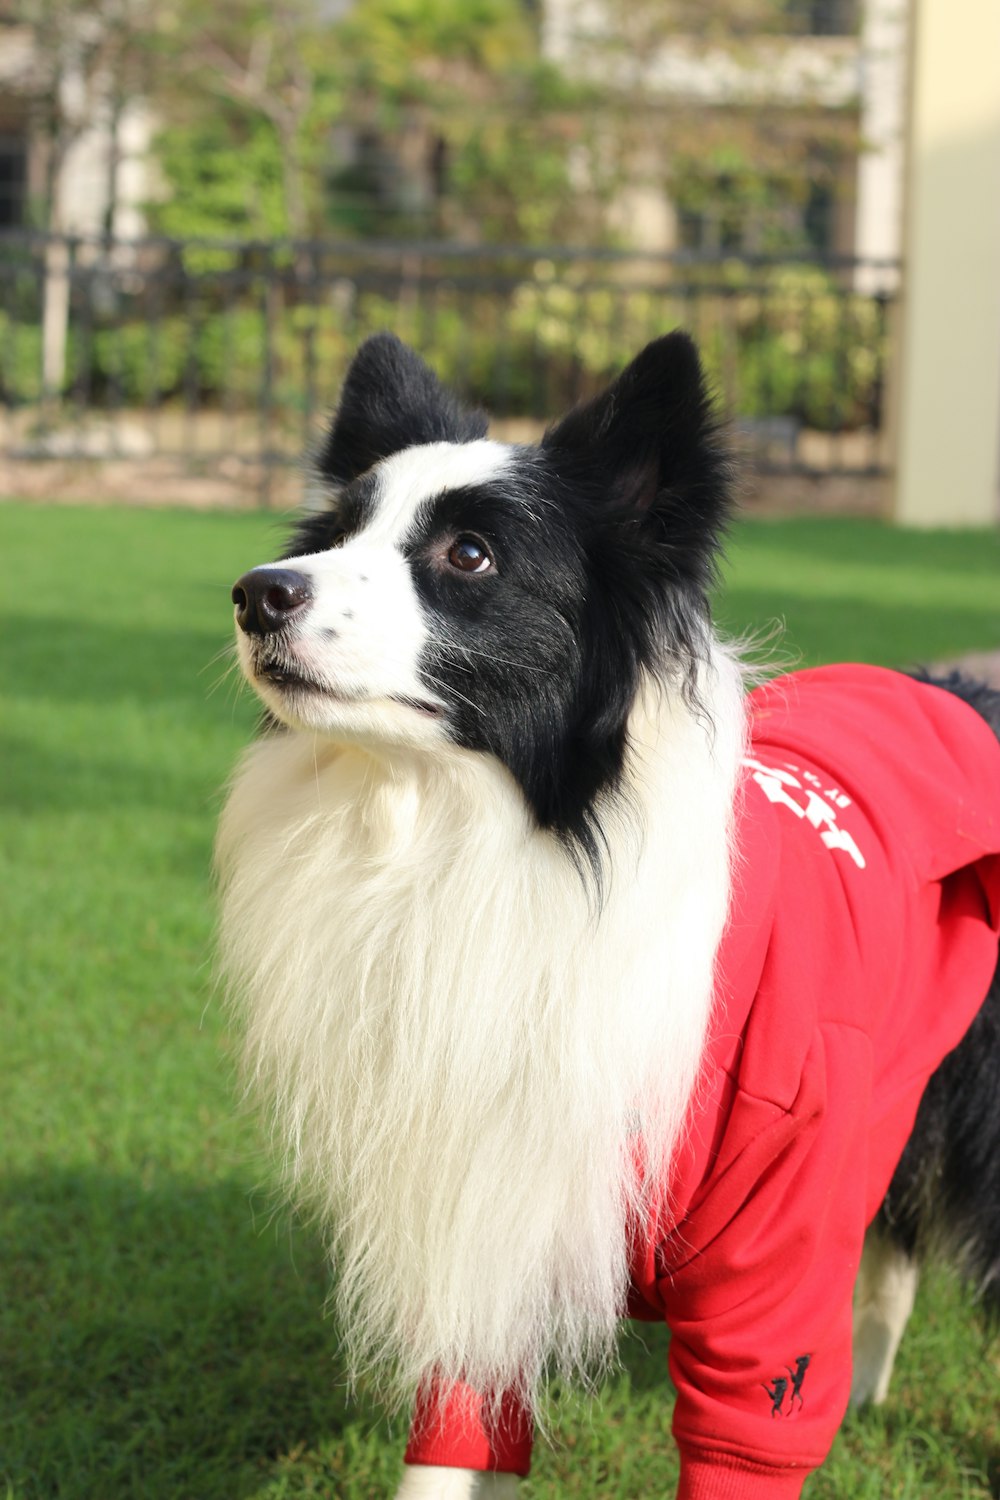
[893,0,1000,525]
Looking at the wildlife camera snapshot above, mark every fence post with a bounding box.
[42,235,71,409]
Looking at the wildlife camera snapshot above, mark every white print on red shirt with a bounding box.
[743,757,867,870]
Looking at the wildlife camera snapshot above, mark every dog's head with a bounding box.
[231,331,731,848]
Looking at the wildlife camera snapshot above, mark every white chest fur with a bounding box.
[216,652,745,1411]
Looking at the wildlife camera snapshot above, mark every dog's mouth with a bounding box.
[256,660,322,691]
[390,694,444,718]
[252,656,443,718]
[250,646,342,699]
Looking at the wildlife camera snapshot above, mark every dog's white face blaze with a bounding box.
[237,440,510,745]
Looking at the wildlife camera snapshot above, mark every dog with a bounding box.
[216,331,1000,1499]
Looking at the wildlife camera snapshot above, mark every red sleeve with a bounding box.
[661,1021,872,1497]
[676,1449,812,1499]
[404,1381,533,1477]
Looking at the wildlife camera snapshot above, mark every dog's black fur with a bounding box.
[883,671,1000,1319]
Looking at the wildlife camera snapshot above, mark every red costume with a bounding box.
[405,666,1000,1497]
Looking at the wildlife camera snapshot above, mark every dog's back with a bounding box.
[851,672,1000,1406]
[893,668,1000,1305]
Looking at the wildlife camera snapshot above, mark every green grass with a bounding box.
[1,502,998,1500]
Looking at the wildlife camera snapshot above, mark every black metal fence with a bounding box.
[0,231,898,496]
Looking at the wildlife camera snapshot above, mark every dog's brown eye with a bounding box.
[447,537,493,574]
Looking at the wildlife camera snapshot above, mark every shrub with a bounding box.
[0,313,44,403]
[0,262,889,432]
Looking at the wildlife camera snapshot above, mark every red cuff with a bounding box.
[678,1445,809,1500]
[405,1382,533,1477]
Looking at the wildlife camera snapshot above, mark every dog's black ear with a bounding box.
[542,331,732,531]
[317,332,488,488]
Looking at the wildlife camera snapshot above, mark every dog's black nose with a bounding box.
[231,568,314,635]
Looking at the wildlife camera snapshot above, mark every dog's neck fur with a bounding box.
[216,643,745,1413]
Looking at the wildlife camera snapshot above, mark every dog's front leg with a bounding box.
[394,1465,519,1499]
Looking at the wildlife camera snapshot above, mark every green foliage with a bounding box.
[0,259,890,431]
[504,261,888,427]
[150,112,291,243]
[0,307,274,407]
[329,0,608,242]
[446,92,584,244]
[147,0,603,247]
[668,136,851,257]
[335,0,537,100]
[0,314,44,402]
[0,256,893,435]
[700,264,885,428]
[1,505,998,1498]
[149,0,345,241]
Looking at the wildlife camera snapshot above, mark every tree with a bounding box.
[19,0,164,234]
[325,0,605,243]
[147,0,605,247]
[17,0,162,394]
[150,0,343,242]
[145,0,859,252]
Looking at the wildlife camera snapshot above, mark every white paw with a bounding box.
[851,1228,919,1407]
[394,1465,519,1500]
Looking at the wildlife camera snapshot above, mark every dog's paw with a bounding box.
[394,1466,519,1499]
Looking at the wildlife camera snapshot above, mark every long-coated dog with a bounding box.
[217,332,1000,1499]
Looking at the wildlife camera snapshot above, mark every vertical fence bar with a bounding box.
[259,244,277,507]
[301,241,319,452]
[219,254,237,461]
[144,244,165,455]
[73,238,96,439]
[181,245,199,461]
[795,283,814,470]
[105,245,125,452]
[868,288,888,474]
[0,243,9,450]
[758,273,776,469]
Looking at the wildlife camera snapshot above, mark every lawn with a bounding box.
[1,501,998,1500]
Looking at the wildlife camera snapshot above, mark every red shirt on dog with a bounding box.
[405,666,1000,1498]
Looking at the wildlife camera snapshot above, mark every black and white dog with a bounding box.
[217,333,1000,1499]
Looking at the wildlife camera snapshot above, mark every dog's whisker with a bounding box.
[206,654,246,701]
[201,642,239,676]
[435,641,552,675]
[419,671,485,717]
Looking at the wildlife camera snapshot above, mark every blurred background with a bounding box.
[1,0,997,519]
[2,6,999,1499]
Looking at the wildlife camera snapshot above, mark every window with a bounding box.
[0,135,27,227]
[782,0,858,36]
